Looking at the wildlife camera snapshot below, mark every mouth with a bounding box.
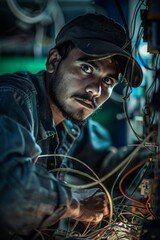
[75,98,94,109]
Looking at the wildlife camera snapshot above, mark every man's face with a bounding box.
[48,48,119,125]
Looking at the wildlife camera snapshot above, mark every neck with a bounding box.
[48,96,64,126]
[45,73,64,126]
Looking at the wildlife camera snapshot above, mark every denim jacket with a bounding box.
[0,70,82,237]
[0,70,111,239]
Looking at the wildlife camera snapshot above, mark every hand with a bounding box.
[68,188,108,224]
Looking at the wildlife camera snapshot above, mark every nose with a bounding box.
[85,82,102,98]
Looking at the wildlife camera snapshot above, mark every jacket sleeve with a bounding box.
[0,77,72,236]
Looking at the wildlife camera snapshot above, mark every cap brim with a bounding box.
[73,38,143,88]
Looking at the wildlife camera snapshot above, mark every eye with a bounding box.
[102,77,118,87]
[81,64,92,74]
[103,77,114,87]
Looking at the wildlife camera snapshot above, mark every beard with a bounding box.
[47,70,86,126]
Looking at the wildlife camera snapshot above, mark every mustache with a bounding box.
[72,93,98,109]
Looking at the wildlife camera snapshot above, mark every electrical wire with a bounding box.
[49,166,113,225]
[37,153,115,237]
[38,134,153,189]
[114,159,155,228]
[36,135,154,239]
[116,0,157,149]
[6,0,65,37]
[110,132,154,201]
[118,161,148,207]
[37,153,143,239]
[129,0,146,42]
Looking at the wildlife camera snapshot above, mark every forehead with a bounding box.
[67,48,117,66]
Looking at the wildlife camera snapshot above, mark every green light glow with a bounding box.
[0,57,46,74]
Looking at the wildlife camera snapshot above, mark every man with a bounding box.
[0,13,142,239]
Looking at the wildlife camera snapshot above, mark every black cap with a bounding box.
[56,14,143,88]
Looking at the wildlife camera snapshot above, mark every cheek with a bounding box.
[65,73,84,92]
[100,87,113,104]
[108,87,113,97]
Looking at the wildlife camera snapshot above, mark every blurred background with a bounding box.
[0,0,158,148]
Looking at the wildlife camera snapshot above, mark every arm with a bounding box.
[0,74,108,236]
[0,77,72,236]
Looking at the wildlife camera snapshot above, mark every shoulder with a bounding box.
[0,71,33,89]
[0,70,46,96]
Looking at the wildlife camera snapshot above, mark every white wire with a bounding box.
[6,0,51,24]
[6,0,65,37]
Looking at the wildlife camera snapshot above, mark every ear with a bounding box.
[46,48,61,73]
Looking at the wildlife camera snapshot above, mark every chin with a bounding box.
[66,115,86,126]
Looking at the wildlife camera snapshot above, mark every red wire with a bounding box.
[118,160,146,207]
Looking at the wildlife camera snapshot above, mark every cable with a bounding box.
[6,0,65,37]
[38,153,114,229]
[49,166,113,225]
[6,0,51,24]
[118,161,148,207]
